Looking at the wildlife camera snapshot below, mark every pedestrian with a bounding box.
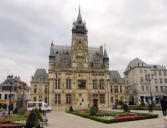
[148,100,153,112]
[161,96,167,116]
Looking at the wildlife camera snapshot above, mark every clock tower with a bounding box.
[71,7,88,68]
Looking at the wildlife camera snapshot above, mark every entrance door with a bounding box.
[93,99,98,108]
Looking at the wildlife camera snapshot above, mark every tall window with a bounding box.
[120,86,122,93]
[111,86,113,93]
[159,71,162,76]
[66,79,71,89]
[154,71,156,76]
[78,80,86,89]
[92,79,97,89]
[55,94,61,104]
[160,86,163,92]
[0,94,1,99]
[141,77,143,82]
[100,94,105,103]
[160,78,163,84]
[34,85,37,93]
[45,97,47,103]
[45,85,48,94]
[99,79,104,89]
[34,97,36,101]
[146,85,149,91]
[154,79,157,84]
[164,71,166,76]
[66,94,71,104]
[114,86,118,93]
[141,86,144,91]
[55,79,60,89]
[155,86,158,92]
[165,79,167,84]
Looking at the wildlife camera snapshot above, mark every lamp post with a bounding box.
[7,75,15,115]
[145,73,154,111]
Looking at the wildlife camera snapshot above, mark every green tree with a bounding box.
[89,105,98,116]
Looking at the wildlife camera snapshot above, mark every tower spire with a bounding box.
[77,6,83,24]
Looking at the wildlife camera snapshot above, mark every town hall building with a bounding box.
[31,8,110,110]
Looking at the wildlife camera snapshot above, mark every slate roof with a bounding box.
[110,70,124,83]
[49,44,105,67]
[31,68,48,82]
[125,58,149,72]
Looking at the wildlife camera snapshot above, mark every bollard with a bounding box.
[164,116,167,128]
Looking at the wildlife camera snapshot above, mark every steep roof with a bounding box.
[31,68,48,82]
[49,44,104,67]
[110,70,124,83]
[125,58,149,72]
[103,49,109,58]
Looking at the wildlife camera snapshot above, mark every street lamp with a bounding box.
[7,75,16,115]
[145,73,154,110]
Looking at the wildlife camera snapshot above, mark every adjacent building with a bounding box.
[110,70,125,105]
[124,58,167,105]
[0,76,30,111]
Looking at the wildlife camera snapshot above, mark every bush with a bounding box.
[13,108,18,114]
[69,106,73,112]
[118,100,124,106]
[2,104,7,110]
[35,108,42,121]
[89,105,98,116]
[121,103,129,112]
[18,107,25,115]
[26,109,40,128]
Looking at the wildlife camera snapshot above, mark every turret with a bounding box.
[103,49,109,66]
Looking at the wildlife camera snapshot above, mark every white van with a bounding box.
[27,101,51,112]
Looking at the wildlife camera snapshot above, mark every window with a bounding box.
[159,71,162,76]
[141,86,144,91]
[140,70,142,73]
[5,94,8,100]
[66,79,71,89]
[111,86,113,93]
[155,86,158,92]
[55,94,61,104]
[34,97,36,101]
[66,94,71,104]
[99,79,104,89]
[154,71,156,76]
[160,86,163,92]
[146,85,149,91]
[114,86,119,93]
[78,80,86,89]
[92,79,97,89]
[160,78,163,84]
[34,85,37,93]
[0,94,1,99]
[164,79,167,84]
[45,85,48,94]
[120,86,122,93]
[100,94,105,103]
[55,79,60,89]
[141,77,143,82]
[164,71,166,76]
[155,79,157,84]
[144,70,147,73]
[45,97,47,103]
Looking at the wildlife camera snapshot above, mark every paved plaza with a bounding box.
[46,109,165,128]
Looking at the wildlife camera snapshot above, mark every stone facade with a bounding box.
[30,9,110,110]
[110,70,125,105]
[124,58,167,105]
[48,8,110,110]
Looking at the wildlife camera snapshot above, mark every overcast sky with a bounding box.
[0,0,167,85]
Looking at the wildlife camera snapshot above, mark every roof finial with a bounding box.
[51,40,54,46]
[77,4,82,24]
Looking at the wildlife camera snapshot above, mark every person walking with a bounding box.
[148,100,153,112]
[161,96,167,116]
